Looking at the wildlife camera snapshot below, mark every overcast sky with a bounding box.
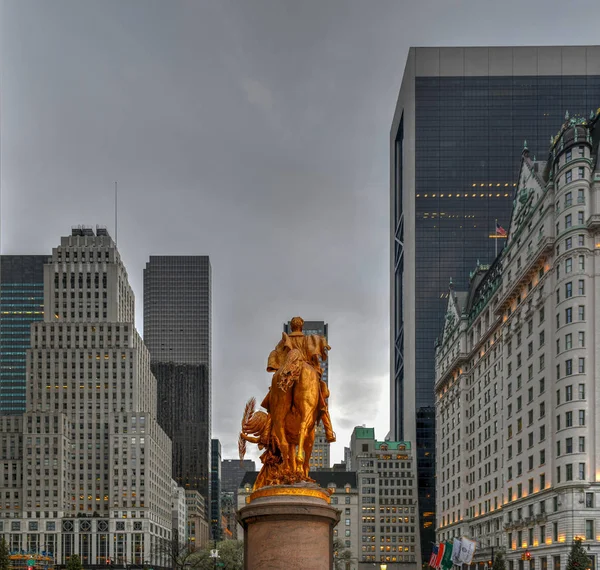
[2,0,600,464]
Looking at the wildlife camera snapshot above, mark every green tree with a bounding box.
[66,555,83,570]
[0,538,10,570]
[195,541,243,570]
[333,538,354,570]
[567,538,592,570]
[491,548,507,570]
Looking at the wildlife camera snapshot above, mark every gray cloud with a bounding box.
[2,0,600,462]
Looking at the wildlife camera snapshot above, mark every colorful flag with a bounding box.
[429,544,439,568]
[451,539,462,565]
[458,537,476,565]
[441,541,454,570]
[496,221,507,236]
[434,542,446,569]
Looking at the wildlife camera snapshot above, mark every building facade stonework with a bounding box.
[435,110,600,570]
[0,227,173,568]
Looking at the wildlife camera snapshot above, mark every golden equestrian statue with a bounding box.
[239,316,336,490]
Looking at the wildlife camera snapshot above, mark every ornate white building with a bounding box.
[0,227,173,567]
[435,108,600,570]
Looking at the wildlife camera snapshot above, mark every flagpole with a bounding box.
[495,219,498,258]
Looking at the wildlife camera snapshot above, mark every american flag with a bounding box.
[496,221,507,237]
[429,544,439,568]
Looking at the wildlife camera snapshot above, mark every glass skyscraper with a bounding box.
[390,46,600,564]
[0,255,46,414]
[143,256,212,501]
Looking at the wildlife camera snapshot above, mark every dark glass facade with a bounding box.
[153,362,210,499]
[394,72,600,564]
[143,256,212,503]
[210,438,221,540]
[0,255,46,414]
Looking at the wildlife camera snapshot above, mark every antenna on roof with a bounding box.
[114,181,118,245]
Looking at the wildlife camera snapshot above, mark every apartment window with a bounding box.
[565,237,572,250]
[565,308,572,323]
[528,410,534,426]
[539,331,545,347]
[579,255,585,271]
[556,415,561,430]
[540,426,546,442]
[528,388,533,403]
[578,280,585,295]
[579,410,585,426]
[556,314,560,328]
[540,473,546,490]
[579,437,586,453]
[578,306,585,321]
[540,526,546,544]
[578,189,585,204]
[578,166,585,179]
[578,234,584,246]
[566,411,573,427]
[539,402,545,418]
[566,360,573,376]
[579,463,586,480]
[565,334,572,350]
[586,520,594,540]
[556,466,561,484]
[578,211,584,225]
[517,483,522,498]
[566,438,573,454]
[566,464,573,481]
[566,258,572,273]
[553,497,559,513]
[540,449,546,465]
[540,308,545,323]
[565,150,572,163]
[528,342,533,358]
[578,358,585,374]
[578,332,585,347]
[566,386,573,401]
[578,146,585,157]
[566,170,573,183]
[578,384,585,399]
[585,493,594,508]
[565,214,572,228]
[517,396,522,411]
[539,378,545,394]
[565,282,572,298]
[556,441,561,456]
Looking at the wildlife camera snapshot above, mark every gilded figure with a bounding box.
[239,316,335,489]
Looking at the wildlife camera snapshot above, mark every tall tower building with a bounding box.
[435,110,600,568]
[0,227,173,567]
[283,320,330,469]
[390,46,600,557]
[210,438,221,540]
[0,255,46,415]
[143,256,211,500]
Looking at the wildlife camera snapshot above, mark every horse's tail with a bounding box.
[239,397,256,462]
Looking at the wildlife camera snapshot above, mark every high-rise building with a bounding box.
[210,438,221,540]
[283,319,331,469]
[0,226,173,567]
[350,427,419,568]
[221,459,255,495]
[390,46,600,557]
[435,110,600,567]
[0,255,46,415]
[143,256,211,500]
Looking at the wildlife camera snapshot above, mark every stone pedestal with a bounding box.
[237,485,340,570]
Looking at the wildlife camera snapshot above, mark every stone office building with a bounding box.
[0,227,173,568]
[435,110,600,570]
